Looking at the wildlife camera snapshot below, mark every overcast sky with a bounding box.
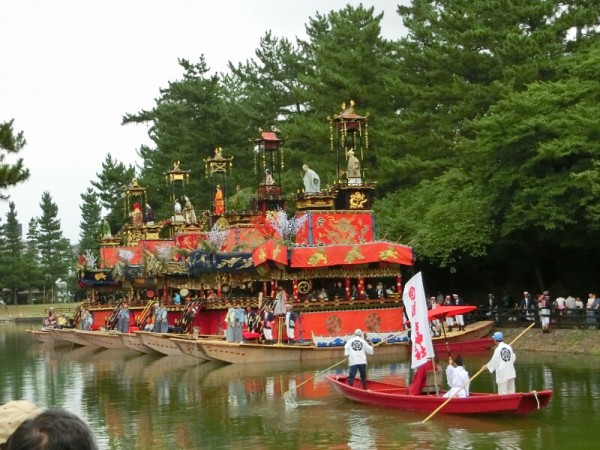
[1,0,407,243]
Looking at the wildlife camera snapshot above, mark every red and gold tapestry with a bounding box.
[291,242,413,268]
[295,211,374,246]
[100,245,142,268]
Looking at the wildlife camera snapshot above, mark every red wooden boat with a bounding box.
[326,375,553,415]
[432,338,494,355]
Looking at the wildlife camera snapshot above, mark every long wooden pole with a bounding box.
[282,330,408,398]
[421,321,536,424]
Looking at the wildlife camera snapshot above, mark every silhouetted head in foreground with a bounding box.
[6,408,97,450]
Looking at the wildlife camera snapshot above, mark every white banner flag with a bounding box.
[402,272,435,369]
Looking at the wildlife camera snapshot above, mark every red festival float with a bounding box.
[73,102,492,358]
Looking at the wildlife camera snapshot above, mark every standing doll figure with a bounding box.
[154,301,168,333]
[117,302,130,333]
[284,304,297,344]
[215,185,225,215]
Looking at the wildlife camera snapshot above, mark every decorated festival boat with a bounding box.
[27,328,55,344]
[325,273,553,417]
[74,102,491,358]
[182,320,493,364]
[325,375,553,415]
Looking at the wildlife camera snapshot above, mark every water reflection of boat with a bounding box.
[123,353,162,378]
[142,354,200,382]
[326,375,553,415]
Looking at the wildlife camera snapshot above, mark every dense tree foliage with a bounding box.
[0,203,28,304]
[82,1,600,296]
[0,119,29,199]
[37,192,72,300]
[90,154,136,233]
[78,187,102,255]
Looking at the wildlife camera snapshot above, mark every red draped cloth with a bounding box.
[408,359,436,395]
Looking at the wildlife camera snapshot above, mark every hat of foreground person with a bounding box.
[0,400,42,444]
[492,331,504,342]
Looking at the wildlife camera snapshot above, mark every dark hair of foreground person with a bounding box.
[4,408,97,450]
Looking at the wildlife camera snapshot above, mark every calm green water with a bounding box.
[1,322,598,450]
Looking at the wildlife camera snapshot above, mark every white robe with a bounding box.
[443,365,470,398]
[486,342,516,383]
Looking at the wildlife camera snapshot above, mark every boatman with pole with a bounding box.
[344,329,373,390]
[481,331,517,394]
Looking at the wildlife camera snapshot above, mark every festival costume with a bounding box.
[154,306,168,333]
[344,334,373,390]
[285,309,296,343]
[117,308,130,333]
[262,310,275,342]
[225,307,235,342]
[444,365,470,398]
[233,307,246,343]
[274,289,288,315]
[486,342,516,394]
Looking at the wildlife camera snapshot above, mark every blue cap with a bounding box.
[492,331,503,341]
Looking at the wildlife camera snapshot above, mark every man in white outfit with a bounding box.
[482,331,517,394]
[344,329,374,390]
[444,354,470,398]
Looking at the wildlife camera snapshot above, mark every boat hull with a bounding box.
[139,332,183,356]
[27,329,55,344]
[326,375,553,415]
[76,330,130,349]
[48,328,89,346]
[197,339,410,364]
[432,320,494,343]
[170,338,216,361]
[120,333,157,354]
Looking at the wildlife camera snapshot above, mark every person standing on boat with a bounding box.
[452,294,466,331]
[482,331,516,395]
[274,285,288,315]
[261,306,275,344]
[224,303,235,342]
[154,301,168,333]
[116,302,130,333]
[444,354,469,398]
[233,303,246,343]
[80,306,91,331]
[284,305,297,345]
[344,329,374,390]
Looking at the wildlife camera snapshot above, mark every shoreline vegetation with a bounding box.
[3,305,598,356]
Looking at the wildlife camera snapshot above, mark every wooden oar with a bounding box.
[283,330,408,408]
[421,321,536,423]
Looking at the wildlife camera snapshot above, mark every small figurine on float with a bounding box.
[183,196,197,224]
[145,204,155,224]
[346,149,362,185]
[302,164,321,193]
[131,202,143,226]
[215,184,225,215]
